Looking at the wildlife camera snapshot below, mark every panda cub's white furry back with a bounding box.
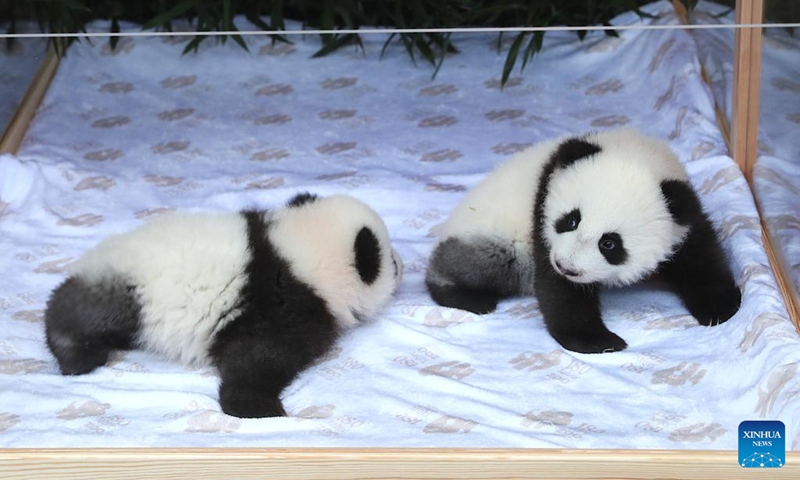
[427,129,741,354]
[45,193,403,418]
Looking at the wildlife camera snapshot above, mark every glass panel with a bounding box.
[754,1,800,302]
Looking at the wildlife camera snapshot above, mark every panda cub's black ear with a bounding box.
[286,192,318,208]
[354,226,381,285]
[550,137,602,169]
[660,179,703,226]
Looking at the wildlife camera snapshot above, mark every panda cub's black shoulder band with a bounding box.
[286,192,319,208]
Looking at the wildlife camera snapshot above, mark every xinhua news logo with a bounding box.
[739,420,785,468]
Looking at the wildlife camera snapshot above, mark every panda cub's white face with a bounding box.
[269,195,403,328]
[542,154,689,287]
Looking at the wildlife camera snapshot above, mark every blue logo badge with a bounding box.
[739,420,785,468]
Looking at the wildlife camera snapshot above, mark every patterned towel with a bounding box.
[1,1,798,448]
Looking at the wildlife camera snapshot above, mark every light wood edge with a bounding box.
[754,199,800,331]
[0,448,797,480]
[0,45,60,155]
[731,0,763,179]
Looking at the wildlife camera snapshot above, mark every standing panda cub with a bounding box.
[426,129,741,354]
[45,193,403,418]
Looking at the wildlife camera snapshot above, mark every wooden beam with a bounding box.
[730,0,764,180]
[0,448,797,480]
[0,46,60,154]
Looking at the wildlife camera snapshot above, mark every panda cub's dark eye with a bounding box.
[555,209,581,234]
[598,232,627,265]
[600,239,616,250]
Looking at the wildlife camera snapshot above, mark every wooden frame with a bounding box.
[0,46,60,155]
[0,1,798,477]
[0,448,798,479]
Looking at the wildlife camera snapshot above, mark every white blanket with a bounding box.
[1,1,799,448]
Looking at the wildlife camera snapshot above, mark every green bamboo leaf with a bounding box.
[231,33,249,51]
[431,32,452,80]
[58,0,89,12]
[223,0,232,31]
[182,35,204,54]
[311,33,358,58]
[143,1,197,30]
[414,36,436,66]
[109,17,120,51]
[521,31,537,70]
[245,13,291,44]
[501,32,526,87]
[603,23,619,38]
[6,21,16,51]
[380,32,397,59]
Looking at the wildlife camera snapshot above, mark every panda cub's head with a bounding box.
[270,193,403,328]
[541,129,691,287]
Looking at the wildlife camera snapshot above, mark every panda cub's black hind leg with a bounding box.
[426,283,502,315]
[426,236,528,314]
[44,276,141,375]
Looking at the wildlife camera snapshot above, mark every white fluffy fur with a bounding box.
[71,212,251,366]
[269,194,403,328]
[543,129,689,286]
[436,128,690,287]
[70,195,402,366]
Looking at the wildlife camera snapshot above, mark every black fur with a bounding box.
[598,233,627,265]
[286,192,318,208]
[45,276,142,375]
[209,211,339,418]
[354,227,381,285]
[550,137,602,168]
[426,236,531,314]
[555,209,581,234]
[532,138,627,354]
[657,180,741,326]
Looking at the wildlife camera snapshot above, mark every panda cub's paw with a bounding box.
[553,330,628,354]
[218,383,287,418]
[693,285,742,327]
[426,283,500,315]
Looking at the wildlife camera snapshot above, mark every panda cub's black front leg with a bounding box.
[658,220,741,326]
[217,372,289,419]
[211,320,302,418]
[535,266,627,354]
[658,180,741,326]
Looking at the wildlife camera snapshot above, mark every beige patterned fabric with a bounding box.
[0,1,798,448]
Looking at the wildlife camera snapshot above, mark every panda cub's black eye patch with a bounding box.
[598,232,627,265]
[555,209,581,233]
[354,226,381,285]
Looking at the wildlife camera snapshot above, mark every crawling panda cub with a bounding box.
[427,129,741,354]
[45,193,403,418]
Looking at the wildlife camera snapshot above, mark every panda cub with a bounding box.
[45,193,403,418]
[426,129,741,354]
